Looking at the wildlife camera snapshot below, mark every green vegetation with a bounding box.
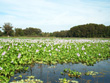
[68,23,110,37]
[59,78,78,83]
[10,75,43,83]
[0,38,110,82]
[61,69,99,78]
[10,77,79,83]
[85,71,98,76]
[61,68,82,78]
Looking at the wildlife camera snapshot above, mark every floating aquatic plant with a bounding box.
[0,38,110,82]
[10,75,43,83]
[61,68,82,78]
[85,71,99,76]
[59,78,78,83]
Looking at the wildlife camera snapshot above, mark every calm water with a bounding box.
[9,59,110,83]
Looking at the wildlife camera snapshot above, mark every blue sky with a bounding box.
[0,0,110,32]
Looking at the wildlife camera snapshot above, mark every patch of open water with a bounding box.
[9,59,110,83]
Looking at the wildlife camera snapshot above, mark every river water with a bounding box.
[9,59,110,83]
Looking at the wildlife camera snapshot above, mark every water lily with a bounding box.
[49,53,51,56]
[18,53,21,58]
[55,48,58,51]
[11,61,14,63]
[0,67,3,70]
[82,46,85,50]
[15,44,18,46]
[0,46,3,49]
[51,47,53,50]
[2,51,6,56]
[36,49,39,52]
[7,46,10,50]
[77,53,80,57]
[87,44,91,47]
[70,46,71,49]
[84,52,87,55]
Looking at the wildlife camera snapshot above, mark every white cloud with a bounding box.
[0,0,110,32]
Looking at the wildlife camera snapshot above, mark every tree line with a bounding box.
[0,23,110,37]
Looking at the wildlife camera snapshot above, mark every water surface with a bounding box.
[9,59,110,83]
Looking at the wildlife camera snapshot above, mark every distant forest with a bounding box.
[0,23,110,37]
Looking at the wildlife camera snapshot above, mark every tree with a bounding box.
[0,27,2,30]
[15,28,24,36]
[68,23,110,38]
[2,23,14,36]
[23,27,42,36]
[0,30,2,36]
[106,26,110,37]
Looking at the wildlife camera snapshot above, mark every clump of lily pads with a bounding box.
[59,78,78,83]
[85,71,98,76]
[10,75,43,83]
[61,68,82,78]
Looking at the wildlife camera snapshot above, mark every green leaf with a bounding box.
[19,75,22,78]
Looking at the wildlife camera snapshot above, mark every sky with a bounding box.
[0,0,110,32]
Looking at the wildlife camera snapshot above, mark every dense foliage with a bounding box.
[2,23,14,36]
[0,23,42,37]
[53,24,110,37]
[0,23,110,37]
[68,23,110,37]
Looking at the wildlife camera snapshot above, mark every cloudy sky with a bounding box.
[0,0,110,32]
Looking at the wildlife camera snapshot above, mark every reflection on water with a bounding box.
[9,59,110,83]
